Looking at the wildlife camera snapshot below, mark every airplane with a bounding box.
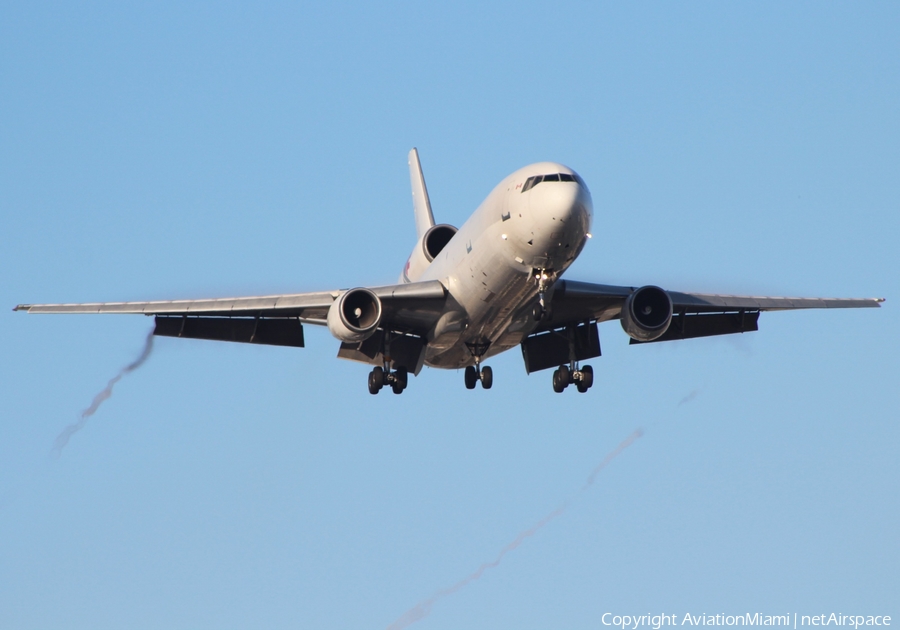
[15,149,883,394]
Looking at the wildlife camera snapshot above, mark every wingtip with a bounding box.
[13,304,28,312]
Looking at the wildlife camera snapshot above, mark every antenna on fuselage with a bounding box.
[408,148,435,240]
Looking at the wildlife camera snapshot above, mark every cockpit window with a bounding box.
[521,172,587,192]
[521,175,542,192]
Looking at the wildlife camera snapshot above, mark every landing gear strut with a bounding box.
[366,330,411,395]
[532,268,552,321]
[552,362,594,393]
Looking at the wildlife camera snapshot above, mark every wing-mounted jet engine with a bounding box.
[327,288,383,343]
[619,285,674,342]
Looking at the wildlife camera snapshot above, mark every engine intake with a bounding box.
[620,285,673,342]
[423,224,457,261]
[401,223,458,283]
[327,288,383,343]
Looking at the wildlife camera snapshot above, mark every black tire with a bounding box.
[373,366,385,386]
[582,365,593,389]
[395,367,408,390]
[464,365,478,389]
[552,369,565,393]
[480,366,493,389]
[368,370,381,395]
[576,380,589,393]
[557,365,570,388]
[392,381,404,394]
[532,303,544,321]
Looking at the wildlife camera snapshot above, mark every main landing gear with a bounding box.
[552,363,593,393]
[368,365,408,395]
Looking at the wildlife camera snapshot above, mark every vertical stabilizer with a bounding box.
[408,148,435,239]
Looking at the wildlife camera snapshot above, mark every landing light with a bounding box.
[586,233,592,239]
[501,234,508,240]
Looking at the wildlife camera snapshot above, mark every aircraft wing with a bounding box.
[14,280,448,348]
[544,279,883,344]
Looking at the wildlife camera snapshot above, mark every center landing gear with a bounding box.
[368,364,408,395]
[552,363,594,393]
[463,341,493,390]
[464,364,493,390]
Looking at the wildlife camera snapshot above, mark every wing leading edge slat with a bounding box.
[667,291,883,312]
[14,280,448,336]
[546,279,883,329]
[13,291,336,316]
[14,281,446,315]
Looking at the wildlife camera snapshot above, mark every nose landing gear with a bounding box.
[552,363,593,393]
[532,268,553,321]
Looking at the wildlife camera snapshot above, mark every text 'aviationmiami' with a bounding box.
[602,614,891,630]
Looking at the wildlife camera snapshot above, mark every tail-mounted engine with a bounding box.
[620,285,673,342]
[401,224,458,283]
[327,288,383,343]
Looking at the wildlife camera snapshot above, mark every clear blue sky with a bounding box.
[1,3,897,629]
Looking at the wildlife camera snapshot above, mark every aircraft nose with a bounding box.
[507,172,594,270]
[530,179,593,238]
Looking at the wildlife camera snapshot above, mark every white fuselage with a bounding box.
[404,162,593,369]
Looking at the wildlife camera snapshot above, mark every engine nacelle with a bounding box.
[620,285,673,342]
[400,224,458,283]
[327,288,383,343]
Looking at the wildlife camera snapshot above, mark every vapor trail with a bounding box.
[677,389,700,407]
[50,330,155,458]
[581,428,644,489]
[386,428,644,630]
